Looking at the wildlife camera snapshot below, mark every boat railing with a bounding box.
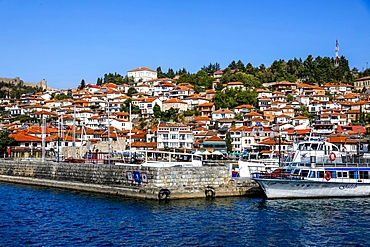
[342,155,370,165]
[251,171,304,180]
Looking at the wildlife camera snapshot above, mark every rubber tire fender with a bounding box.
[205,186,215,199]
[158,189,171,201]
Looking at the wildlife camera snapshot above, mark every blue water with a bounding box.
[0,182,369,247]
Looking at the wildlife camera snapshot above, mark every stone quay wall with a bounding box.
[0,160,260,200]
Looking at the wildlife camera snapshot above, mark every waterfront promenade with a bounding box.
[0,160,260,200]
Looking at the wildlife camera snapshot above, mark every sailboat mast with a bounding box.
[72,105,76,158]
[129,103,132,151]
[42,115,45,162]
[107,99,111,165]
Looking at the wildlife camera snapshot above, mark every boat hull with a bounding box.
[254,179,370,199]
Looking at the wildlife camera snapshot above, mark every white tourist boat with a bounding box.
[115,150,203,167]
[252,140,370,199]
[238,151,280,178]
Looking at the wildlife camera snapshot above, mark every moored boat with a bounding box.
[238,151,280,178]
[252,140,370,199]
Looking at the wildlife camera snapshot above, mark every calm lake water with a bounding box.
[0,182,369,247]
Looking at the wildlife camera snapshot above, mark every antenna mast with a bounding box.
[334,39,339,67]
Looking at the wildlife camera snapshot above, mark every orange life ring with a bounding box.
[324,171,332,181]
[329,152,336,161]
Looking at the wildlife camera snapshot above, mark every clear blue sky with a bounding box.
[1,0,370,89]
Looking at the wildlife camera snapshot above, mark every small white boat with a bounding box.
[238,151,280,178]
[252,140,370,199]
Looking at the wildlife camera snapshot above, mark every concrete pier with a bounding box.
[0,160,261,200]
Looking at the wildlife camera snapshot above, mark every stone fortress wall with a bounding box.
[0,77,47,90]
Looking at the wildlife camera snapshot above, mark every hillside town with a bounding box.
[1,66,370,162]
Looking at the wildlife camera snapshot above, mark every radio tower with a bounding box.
[334,39,339,67]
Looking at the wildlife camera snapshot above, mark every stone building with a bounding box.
[354,76,370,91]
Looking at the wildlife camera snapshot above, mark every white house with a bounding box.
[212,108,235,121]
[127,67,157,82]
[156,122,193,150]
[110,119,132,131]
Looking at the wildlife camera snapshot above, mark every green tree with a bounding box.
[167,68,175,79]
[161,107,179,122]
[176,68,188,75]
[54,93,72,100]
[156,66,165,78]
[234,113,243,121]
[226,132,232,153]
[302,55,316,84]
[212,88,258,109]
[245,62,257,75]
[194,70,213,92]
[127,87,138,97]
[201,62,220,73]
[78,79,86,90]
[0,129,16,154]
[286,94,294,102]
[120,98,140,114]
[13,114,31,123]
[220,72,261,88]
[228,60,237,70]
[360,68,370,77]
[96,77,103,86]
[359,106,365,124]
[176,73,192,85]
[236,60,245,71]
[176,70,214,93]
[153,103,162,118]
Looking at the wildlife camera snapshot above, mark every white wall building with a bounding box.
[157,123,193,150]
[127,67,157,82]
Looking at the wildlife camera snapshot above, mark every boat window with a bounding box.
[299,143,311,151]
[349,171,358,179]
[317,171,324,178]
[193,156,202,161]
[331,171,337,178]
[311,144,318,151]
[300,170,309,177]
[318,144,324,151]
[309,171,315,178]
[250,154,258,159]
[332,146,339,151]
[359,171,369,179]
[337,171,348,178]
[293,169,300,175]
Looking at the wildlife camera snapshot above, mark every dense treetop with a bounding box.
[88,55,370,111]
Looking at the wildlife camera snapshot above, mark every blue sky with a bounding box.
[1,0,370,89]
